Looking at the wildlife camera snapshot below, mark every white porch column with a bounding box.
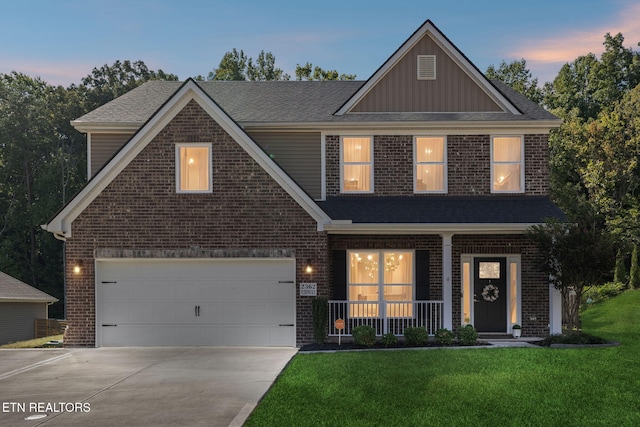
[549,283,562,334]
[441,233,453,330]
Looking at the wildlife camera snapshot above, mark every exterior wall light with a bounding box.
[73,261,83,275]
[305,260,313,274]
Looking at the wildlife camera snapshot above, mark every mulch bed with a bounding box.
[532,332,617,348]
[299,341,489,352]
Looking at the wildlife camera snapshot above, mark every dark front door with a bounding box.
[473,257,507,332]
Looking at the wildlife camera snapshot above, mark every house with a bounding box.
[0,271,59,345]
[43,20,564,347]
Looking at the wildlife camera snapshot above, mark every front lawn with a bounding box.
[246,290,640,426]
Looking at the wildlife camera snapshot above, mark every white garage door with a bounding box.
[95,259,296,347]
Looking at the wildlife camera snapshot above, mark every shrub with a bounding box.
[434,328,454,346]
[404,327,429,346]
[311,296,328,344]
[457,324,478,346]
[352,325,376,347]
[381,333,398,348]
[582,282,625,308]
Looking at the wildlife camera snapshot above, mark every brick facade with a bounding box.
[64,102,553,346]
[64,100,329,346]
[326,134,550,197]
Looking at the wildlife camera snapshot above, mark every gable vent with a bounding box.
[417,55,436,80]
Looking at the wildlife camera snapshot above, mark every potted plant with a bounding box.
[512,324,522,338]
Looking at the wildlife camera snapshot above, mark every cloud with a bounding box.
[511,3,640,82]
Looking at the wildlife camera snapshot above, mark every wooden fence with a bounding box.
[35,319,67,338]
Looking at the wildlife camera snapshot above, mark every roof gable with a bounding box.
[336,20,521,115]
[44,80,331,238]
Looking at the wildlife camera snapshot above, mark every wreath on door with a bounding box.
[481,284,499,302]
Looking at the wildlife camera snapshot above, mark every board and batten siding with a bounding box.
[248,131,322,200]
[350,33,503,113]
[0,302,47,345]
[90,133,133,178]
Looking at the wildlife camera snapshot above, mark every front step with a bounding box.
[478,333,514,340]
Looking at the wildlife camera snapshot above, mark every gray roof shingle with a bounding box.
[73,79,559,126]
[317,196,565,224]
[0,271,58,302]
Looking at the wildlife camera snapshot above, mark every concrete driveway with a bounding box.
[0,347,297,426]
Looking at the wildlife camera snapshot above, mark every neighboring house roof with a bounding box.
[319,196,565,224]
[0,271,58,303]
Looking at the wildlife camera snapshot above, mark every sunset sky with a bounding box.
[1,0,639,86]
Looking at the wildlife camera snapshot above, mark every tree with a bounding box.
[544,33,640,120]
[485,59,543,104]
[81,60,178,110]
[208,49,248,81]
[0,73,72,316]
[208,49,290,81]
[549,84,640,244]
[544,54,600,119]
[527,209,615,331]
[247,51,290,81]
[614,248,628,286]
[295,62,356,81]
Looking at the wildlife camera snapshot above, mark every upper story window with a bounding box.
[491,136,524,193]
[414,136,446,193]
[176,143,212,193]
[341,137,373,193]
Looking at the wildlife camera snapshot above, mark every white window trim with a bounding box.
[347,249,416,318]
[175,143,213,194]
[413,136,448,194]
[490,135,524,194]
[340,136,374,194]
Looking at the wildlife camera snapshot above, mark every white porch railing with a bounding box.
[328,300,444,337]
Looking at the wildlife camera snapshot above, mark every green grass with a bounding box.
[0,334,63,349]
[246,290,640,426]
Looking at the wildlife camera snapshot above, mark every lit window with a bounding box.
[176,144,212,193]
[415,136,446,193]
[341,137,373,193]
[492,136,523,193]
[348,251,413,317]
[510,261,518,325]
